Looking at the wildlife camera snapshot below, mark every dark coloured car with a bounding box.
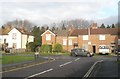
[5,48,12,53]
[70,48,93,57]
[115,48,120,55]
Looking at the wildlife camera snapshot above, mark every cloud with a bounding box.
[0,0,119,26]
[96,16,118,25]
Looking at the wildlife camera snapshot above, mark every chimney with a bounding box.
[90,23,97,29]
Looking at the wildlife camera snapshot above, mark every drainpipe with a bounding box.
[21,34,22,49]
[88,27,91,52]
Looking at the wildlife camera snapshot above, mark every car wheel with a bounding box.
[72,53,77,57]
[87,54,90,57]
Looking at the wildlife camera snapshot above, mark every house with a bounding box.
[41,23,119,54]
[0,28,34,52]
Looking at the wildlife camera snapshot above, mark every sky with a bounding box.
[0,0,119,26]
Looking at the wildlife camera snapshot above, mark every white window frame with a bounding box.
[46,34,51,41]
[12,33,17,40]
[118,39,120,45]
[83,35,88,40]
[68,39,72,45]
[63,39,67,45]
[99,35,105,40]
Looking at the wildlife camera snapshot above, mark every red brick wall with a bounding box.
[42,30,118,53]
[56,36,68,51]
[77,34,118,53]
[68,37,78,52]
[56,36,78,52]
[42,31,56,47]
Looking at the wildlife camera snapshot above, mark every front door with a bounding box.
[92,45,96,53]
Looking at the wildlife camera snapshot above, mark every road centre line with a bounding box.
[74,58,80,61]
[24,68,53,79]
[59,61,72,67]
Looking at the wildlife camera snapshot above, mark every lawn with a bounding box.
[2,55,34,65]
[2,52,70,65]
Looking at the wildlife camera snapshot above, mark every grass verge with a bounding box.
[2,55,34,65]
[39,52,70,56]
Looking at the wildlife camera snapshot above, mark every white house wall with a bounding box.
[22,34,27,49]
[0,35,8,48]
[0,35,8,44]
[8,28,22,49]
[28,35,34,43]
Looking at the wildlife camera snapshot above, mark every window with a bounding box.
[63,39,67,45]
[46,34,51,40]
[12,33,17,39]
[118,39,120,45]
[0,39,1,42]
[13,43,16,48]
[74,43,78,48]
[83,35,88,40]
[99,45,109,49]
[99,35,105,40]
[68,39,72,45]
[4,39,6,43]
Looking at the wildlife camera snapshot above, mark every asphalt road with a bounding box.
[2,55,118,78]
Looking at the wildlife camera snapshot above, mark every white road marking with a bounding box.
[25,68,53,79]
[74,58,80,61]
[59,61,72,67]
[82,60,103,79]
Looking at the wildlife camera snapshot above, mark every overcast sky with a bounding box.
[0,0,119,26]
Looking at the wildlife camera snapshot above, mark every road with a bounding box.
[2,55,118,79]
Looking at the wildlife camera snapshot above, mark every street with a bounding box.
[2,55,118,78]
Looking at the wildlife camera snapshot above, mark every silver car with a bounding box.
[70,48,93,57]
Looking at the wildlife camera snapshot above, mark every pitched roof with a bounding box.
[41,30,56,36]
[0,28,11,35]
[70,29,88,36]
[70,28,118,36]
[41,29,70,37]
[54,30,69,36]
[16,28,32,35]
[90,28,118,35]
[0,28,32,35]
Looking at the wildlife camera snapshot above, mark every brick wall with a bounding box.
[42,31,56,47]
[41,30,118,53]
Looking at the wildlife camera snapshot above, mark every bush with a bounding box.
[53,43,63,52]
[26,42,35,52]
[41,44,52,53]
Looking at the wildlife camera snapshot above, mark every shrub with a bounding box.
[26,42,35,52]
[53,43,63,53]
[41,44,52,53]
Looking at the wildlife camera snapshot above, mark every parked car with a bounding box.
[115,48,120,55]
[70,48,94,57]
[5,48,12,53]
[98,45,110,55]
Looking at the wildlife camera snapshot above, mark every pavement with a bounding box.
[92,56,119,77]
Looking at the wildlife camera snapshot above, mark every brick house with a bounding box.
[41,23,119,54]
